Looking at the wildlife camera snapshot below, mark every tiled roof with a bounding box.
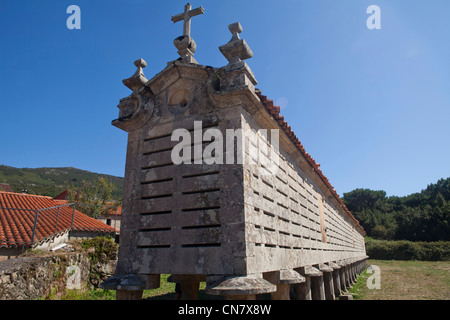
[53,190,68,200]
[255,90,365,235]
[0,191,116,249]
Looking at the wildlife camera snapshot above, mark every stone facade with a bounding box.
[102,6,367,300]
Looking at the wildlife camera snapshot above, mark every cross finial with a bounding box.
[171,3,205,64]
[171,3,205,37]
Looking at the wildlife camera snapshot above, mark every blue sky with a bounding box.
[0,0,449,197]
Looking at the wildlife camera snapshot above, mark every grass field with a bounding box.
[351,259,450,300]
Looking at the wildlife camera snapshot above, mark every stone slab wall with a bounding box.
[113,60,366,280]
[241,109,366,273]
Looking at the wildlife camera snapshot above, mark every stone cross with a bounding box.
[171,3,205,37]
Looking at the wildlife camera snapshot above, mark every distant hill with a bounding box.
[0,165,123,199]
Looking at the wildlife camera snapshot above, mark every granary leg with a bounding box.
[343,260,352,288]
[310,267,325,300]
[319,264,335,300]
[349,259,357,284]
[205,274,276,300]
[168,274,206,300]
[116,289,144,300]
[337,260,347,291]
[298,266,324,300]
[328,262,341,298]
[294,267,312,300]
[100,273,160,300]
[263,269,305,300]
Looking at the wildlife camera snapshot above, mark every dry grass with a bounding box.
[357,259,450,300]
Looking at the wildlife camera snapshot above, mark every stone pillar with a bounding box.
[350,259,357,284]
[263,269,305,300]
[306,266,325,300]
[319,264,335,300]
[295,267,312,300]
[328,261,341,298]
[206,274,276,300]
[344,259,352,288]
[168,274,206,300]
[337,260,347,292]
[100,273,160,300]
[116,289,144,300]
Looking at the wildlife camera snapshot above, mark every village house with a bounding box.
[0,191,116,261]
[53,190,122,233]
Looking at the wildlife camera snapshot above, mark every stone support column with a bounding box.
[100,273,160,300]
[337,260,347,292]
[205,275,276,300]
[168,274,206,300]
[319,264,335,300]
[295,267,312,300]
[328,262,341,298]
[305,266,325,300]
[263,269,305,300]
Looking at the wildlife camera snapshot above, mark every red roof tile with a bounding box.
[256,90,365,235]
[0,191,116,249]
[53,190,68,200]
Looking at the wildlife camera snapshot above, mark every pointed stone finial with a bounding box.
[171,3,205,64]
[219,22,253,65]
[122,58,148,91]
[228,22,243,41]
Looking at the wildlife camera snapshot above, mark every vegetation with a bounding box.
[342,177,450,242]
[81,236,118,288]
[81,236,118,265]
[365,238,450,261]
[68,177,121,218]
[345,267,371,300]
[0,165,123,199]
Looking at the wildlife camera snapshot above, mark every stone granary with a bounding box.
[101,3,368,300]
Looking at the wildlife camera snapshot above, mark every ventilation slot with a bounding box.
[139,210,172,216]
[182,188,220,195]
[141,194,172,200]
[141,177,174,185]
[182,170,220,179]
[138,227,171,232]
[137,245,171,249]
[181,224,221,230]
[181,243,221,248]
[141,162,174,170]
[182,206,221,212]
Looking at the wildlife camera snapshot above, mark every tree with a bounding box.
[342,177,450,241]
[68,177,121,218]
[342,188,387,213]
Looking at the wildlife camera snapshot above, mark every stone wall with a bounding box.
[0,252,90,299]
[242,108,366,274]
[0,243,117,300]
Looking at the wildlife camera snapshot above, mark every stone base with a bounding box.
[206,275,276,299]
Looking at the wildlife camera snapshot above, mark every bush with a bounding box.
[365,238,450,261]
[81,236,118,265]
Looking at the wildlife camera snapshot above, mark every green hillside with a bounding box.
[342,177,450,242]
[0,165,123,199]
